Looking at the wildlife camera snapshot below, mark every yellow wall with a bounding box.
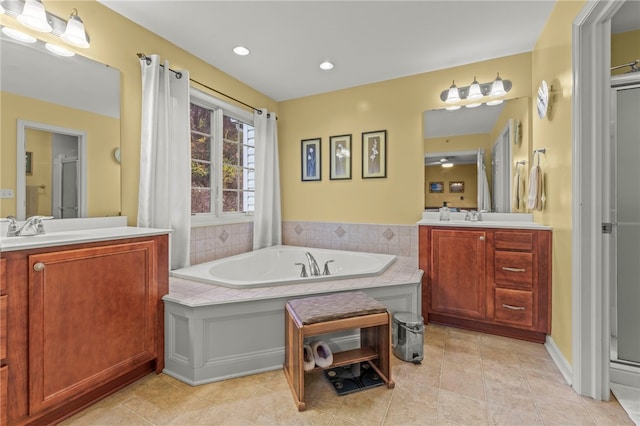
[425,164,477,210]
[1,93,121,217]
[0,0,277,224]
[611,29,640,76]
[531,0,586,364]
[279,52,532,224]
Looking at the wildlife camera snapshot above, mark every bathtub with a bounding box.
[171,245,397,288]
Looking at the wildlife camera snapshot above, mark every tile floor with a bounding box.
[62,325,632,425]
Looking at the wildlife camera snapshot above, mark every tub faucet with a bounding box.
[305,252,321,276]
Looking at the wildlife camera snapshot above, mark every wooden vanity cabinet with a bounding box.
[1,234,168,425]
[420,226,551,343]
[1,258,7,426]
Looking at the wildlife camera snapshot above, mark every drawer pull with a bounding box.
[33,262,45,272]
[502,304,526,311]
[501,267,526,272]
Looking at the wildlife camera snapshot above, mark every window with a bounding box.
[190,89,255,224]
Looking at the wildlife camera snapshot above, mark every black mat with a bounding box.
[323,362,385,396]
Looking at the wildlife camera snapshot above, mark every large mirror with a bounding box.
[423,97,531,213]
[0,35,121,220]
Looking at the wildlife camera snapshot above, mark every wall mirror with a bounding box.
[423,97,530,213]
[0,35,121,220]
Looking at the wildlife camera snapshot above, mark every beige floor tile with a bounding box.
[232,386,293,424]
[437,388,488,426]
[333,390,391,425]
[535,396,596,425]
[59,327,633,426]
[61,396,152,425]
[582,394,636,426]
[487,402,543,426]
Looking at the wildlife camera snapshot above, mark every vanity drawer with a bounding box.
[495,288,533,328]
[495,251,533,289]
[0,295,5,361]
[495,231,533,251]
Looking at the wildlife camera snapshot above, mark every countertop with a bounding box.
[417,212,552,230]
[0,217,171,252]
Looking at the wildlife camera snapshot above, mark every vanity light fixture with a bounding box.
[60,8,88,48]
[442,162,454,168]
[0,0,5,14]
[441,73,512,108]
[1,0,91,49]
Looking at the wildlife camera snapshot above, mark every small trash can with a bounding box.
[392,312,424,364]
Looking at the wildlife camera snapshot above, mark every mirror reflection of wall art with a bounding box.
[329,134,352,180]
[362,130,387,179]
[449,181,465,193]
[25,151,33,176]
[301,138,321,181]
[429,181,444,193]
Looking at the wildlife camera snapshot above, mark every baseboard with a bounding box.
[611,362,640,388]
[545,335,572,385]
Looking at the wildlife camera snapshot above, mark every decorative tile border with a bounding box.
[189,221,418,266]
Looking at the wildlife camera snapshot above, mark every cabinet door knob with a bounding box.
[479,236,485,241]
[33,262,45,272]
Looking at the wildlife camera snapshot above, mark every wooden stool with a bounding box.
[283,291,394,411]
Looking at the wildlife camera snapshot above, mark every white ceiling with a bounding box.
[98,0,559,102]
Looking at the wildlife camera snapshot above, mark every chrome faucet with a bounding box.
[305,252,321,276]
[6,215,53,237]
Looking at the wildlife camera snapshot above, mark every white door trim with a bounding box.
[571,0,625,400]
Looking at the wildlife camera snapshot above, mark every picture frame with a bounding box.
[301,138,321,181]
[25,151,33,176]
[449,181,465,193]
[429,181,444,193]
[329,134,352,180]
[362,130,387,178]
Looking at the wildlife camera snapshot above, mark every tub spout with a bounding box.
[294,263,308,277]
[323,260,334,275]
[305,252,321,276]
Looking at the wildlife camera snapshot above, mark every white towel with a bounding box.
[526,165,545,211]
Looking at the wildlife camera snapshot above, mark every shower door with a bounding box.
[610,78,640,366]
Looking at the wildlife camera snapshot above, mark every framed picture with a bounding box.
[329,134,352,180]
[449,181,465,193]
[301,138,321,181]
[429,181,444,193]
[25,151,33,176]
[362,130,387,178]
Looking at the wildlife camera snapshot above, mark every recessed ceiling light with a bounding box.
[2,27,37,43]
[319,61,334,70]
[233,46,250,56]
[45,42,75,57]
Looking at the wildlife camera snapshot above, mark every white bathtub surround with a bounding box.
[163,255,421,385]
[253,108,282,250]
[282,221,418,257]
[172,245,396,288]
[138,55,191,270]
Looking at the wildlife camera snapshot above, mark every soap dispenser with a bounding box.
[439,202,450,221]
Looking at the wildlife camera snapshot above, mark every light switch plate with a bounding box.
[0,189,14,199]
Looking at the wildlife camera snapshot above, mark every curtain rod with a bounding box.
[137,53,263,115]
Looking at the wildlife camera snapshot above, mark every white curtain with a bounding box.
[253,109,282,249]
[138,55,191,269]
